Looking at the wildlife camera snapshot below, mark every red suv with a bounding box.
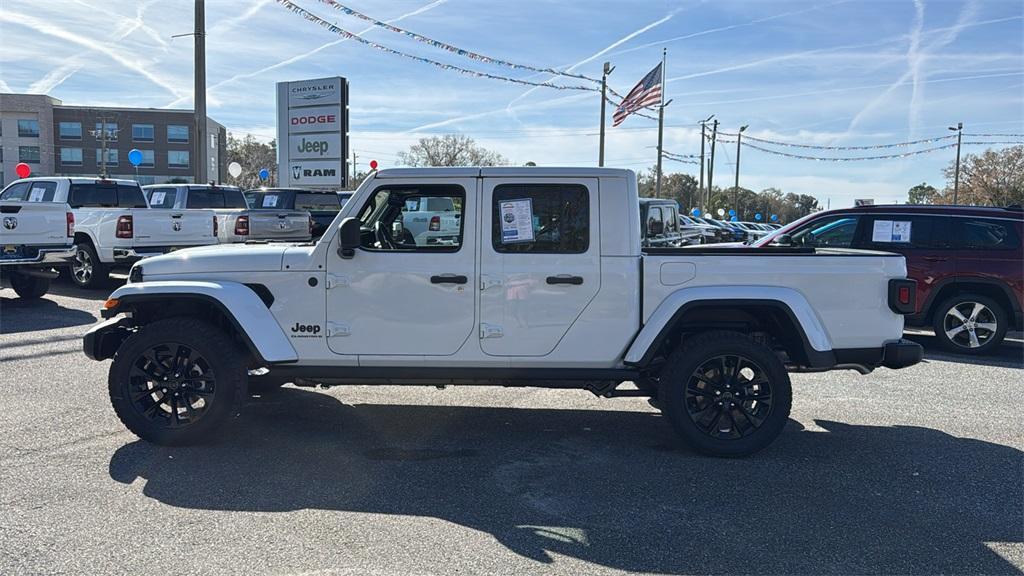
[754,205,1023,354]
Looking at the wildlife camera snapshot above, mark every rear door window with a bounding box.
[25,181,58,202]
[858,215,943,249]
[492,184,589,254]
[953,218,1020,250]
[146,187,178,208]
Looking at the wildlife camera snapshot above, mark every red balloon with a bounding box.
[15,163,31,179]
[369,160,378,170]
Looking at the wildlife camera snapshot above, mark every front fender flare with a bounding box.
[624,286,834,367]
[108,280,298,364]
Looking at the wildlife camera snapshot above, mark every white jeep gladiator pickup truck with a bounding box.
[1,178,218,288]
[84,167,922,456]
[144,184,312,244]
[0,192,75,299]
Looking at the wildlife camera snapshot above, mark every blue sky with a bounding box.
[1,0,1021,206]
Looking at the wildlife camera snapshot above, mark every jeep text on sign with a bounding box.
[289,133,343,160]
[287,105,341,134]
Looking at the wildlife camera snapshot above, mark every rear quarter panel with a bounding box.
[642,251,908,349]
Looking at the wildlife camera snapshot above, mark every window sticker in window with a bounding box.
[149,191,166,206]
[28,186,47,202]
[262,194,279,208]
[872,220,912,243]
[499,198,535,243]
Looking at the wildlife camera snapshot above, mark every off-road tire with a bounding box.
[108,317,248,445]
[659,330,792,457]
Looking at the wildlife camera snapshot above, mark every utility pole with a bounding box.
[949,121,963,204]
[598,61,614,167]
[698,114,714,208]
[707,119,719,206]
[734,124,748,218]
[351,150,357,187]
[92,115,117,178]
[194,0,208,183]
[655,48,669,198]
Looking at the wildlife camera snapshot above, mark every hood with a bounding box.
[139,243,291,276]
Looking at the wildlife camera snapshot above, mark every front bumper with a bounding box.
[0,245,76,266]
[83,317,134,361]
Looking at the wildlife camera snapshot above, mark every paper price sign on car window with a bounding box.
[149,192,166,206]
[28,187,47,202]
[262,195,279,208]
[500,199,534,243]
[872,220,912,243]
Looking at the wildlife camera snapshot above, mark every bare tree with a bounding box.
[941,145,1023,206]
[226,133,277,188]
[397,134,507,167]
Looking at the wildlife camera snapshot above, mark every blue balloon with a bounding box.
[127,149,143,167]
[691,208,701,216]
[728,209,736,216]
[258,168,269,181]
[754,213,763,221]
[770,214,778,222]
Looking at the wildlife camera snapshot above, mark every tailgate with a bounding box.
[248,210,311,240]
[130,209,216,247]
[0,201,71,258]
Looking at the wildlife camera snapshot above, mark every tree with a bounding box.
[907,182,939,204]
[637,167,700,209]
[941,145,1023,206]
[396,134,507,167]
[225,133,277,188]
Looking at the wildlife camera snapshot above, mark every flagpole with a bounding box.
[599,61,614,167]
[655,48,667,198]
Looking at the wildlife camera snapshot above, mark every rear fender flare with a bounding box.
[624,286,833,367]
[109,280,298,364]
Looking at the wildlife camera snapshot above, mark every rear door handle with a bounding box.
[430,274,468,285]
[546,275,584,285]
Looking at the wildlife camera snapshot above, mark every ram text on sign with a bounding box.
[289,133,343,160]
[289,160,344,186]
[288,105,341,134]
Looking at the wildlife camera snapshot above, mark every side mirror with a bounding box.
[773,233,794,246]
[337,217,361,259]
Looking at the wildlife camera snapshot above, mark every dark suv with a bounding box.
[756,205,1023,354]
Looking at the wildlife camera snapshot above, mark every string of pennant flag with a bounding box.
[709,136,1024,162]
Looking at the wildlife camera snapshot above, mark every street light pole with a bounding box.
[949,122,963,204]
[194,0,208,183]
[734,124,748,218]
[598,61,614,167]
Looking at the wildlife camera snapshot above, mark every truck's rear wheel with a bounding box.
[108,317,247,445]
[10,272,50,300]
[659,331,792,457]
[71,242,108,289]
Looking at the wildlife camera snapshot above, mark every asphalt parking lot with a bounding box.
[1,282,1021,576]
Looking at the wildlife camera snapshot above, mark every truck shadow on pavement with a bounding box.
[108,389,1022,575]
[0,294,97,334]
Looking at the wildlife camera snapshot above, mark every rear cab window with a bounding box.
[492,184,589,254]
[69,182,147,208]
[186,187,247,209]
[295,193,341,212]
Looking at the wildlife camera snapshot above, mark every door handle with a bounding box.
[546,275,584,285]
[430,274,468,285]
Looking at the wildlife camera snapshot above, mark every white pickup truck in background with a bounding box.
[86,167,922,456]
[145,184,312,244]
[0,190,75,299]
[1,178,218,288]
[399,194,461,246]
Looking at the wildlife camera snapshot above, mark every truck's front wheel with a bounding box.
[659,331,792,457]
[108,318,247,445]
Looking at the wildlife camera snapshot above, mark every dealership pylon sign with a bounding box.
[276,76,348,188]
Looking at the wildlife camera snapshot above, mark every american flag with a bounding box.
[612,63,663,127]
